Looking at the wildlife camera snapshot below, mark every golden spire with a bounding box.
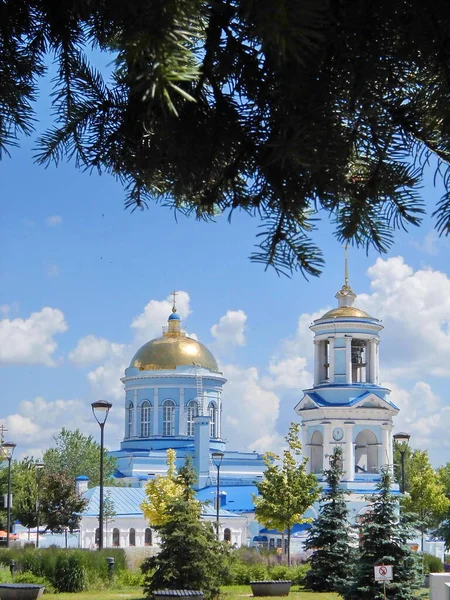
[171,290,178,313]
[344,243,349,288]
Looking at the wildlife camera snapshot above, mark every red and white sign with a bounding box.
[374,565,393,581]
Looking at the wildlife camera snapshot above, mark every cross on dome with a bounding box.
[171,290,178,313]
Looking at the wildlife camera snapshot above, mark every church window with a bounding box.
[269,538,275,549]
[355,430,379,474]
[113,528,120,547]
[140,401,152,438]
[129,528,136,546]
[310,430,324,474]
[224,528,231,543]
[127,401,134,438]
[323,340,330,381]
[351,339,367,382]
[145,528,153,546]
[187,400,198,436]
[162,399,175,436]
[208,402,217,437]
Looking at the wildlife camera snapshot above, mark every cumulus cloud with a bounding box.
[210,310,247,352]
[45,215,63,227]
[0,308,67,366]
[262,356,311,390]
[87,357,128,401]
[131,291,191,344]
[69,335,126,367]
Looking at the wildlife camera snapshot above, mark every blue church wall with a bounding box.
[136,389,155,403]
[334,350,346,376]
[352,424,381,439]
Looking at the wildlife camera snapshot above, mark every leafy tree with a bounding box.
[402,450,449,551]
[103,492,116,545]
[40,471,87,542]
[141,458,229,600]
[437,463,450,498]
[343,469,421,600]
[141,448,185,526]
[11,458,41,531]
[3,2,450,275]
[253,422,320,565]
[43,428,117,486]
[304,447,355,593]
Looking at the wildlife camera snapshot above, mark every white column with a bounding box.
[322,422,332,472]
[369,339,377,384]
[375,340,380,384]
[343,422,354,481]
[133,389,139,437]
[153,389,159,435]
[328,338,335,382]
[178,389,185,435]
[381,424,392,471]
[345,337,352,383]
[217,391,222,438]
[314,340,320,384]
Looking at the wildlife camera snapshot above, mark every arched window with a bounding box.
[355,430,379,474]
[186,400,198,436]
[351,339,367,382]
[140,400,152,438]
[129,528,136,546]
[127,401,134,438]
[145,528,153,546]
[162,400,175,436]
[113,528,120,547]
[224,528,231,543]
[208,402,217,438]
[310,430,323,474]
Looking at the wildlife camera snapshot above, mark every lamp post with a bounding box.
[1,442,16,548]
[35,462,44,548]
[91,400,112,550]
[211,451,224,540]
[393,431,411,494]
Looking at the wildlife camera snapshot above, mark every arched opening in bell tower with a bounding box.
[355,430,379,474]
[351,339,367,382]
[310,430,324,473]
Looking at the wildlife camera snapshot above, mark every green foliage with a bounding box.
[40,471,87,534]
[5,1,450,275]
[142,458,229,600]
[43,428,117,486]
[12,572,53,592]
[253,423,320,565]
[304,447,355,593]
[342,469,421,600]
[421,553,444,574]
[53,553,86,592]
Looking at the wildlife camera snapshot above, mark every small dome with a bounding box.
[168,312,180,321]
[130,335,219,372]
[319,306,372,320]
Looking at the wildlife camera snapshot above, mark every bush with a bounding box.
[53,554,86,592]
[422,553,444,574]
[13,572,53,592]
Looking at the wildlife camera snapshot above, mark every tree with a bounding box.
[2,1,450,276]
[43,428,117,486]
[11,458,41,532]
[140,449,185,526]
[343,469,421,600]
[40,471,87,544]
[304,447,355,593]
[103,492,116,546]
[402,450,449,551]
[253,423,320,565]
[141,458,229,600]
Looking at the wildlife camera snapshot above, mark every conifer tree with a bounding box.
[304,446,355,593]
[141,457,229,600]
[343,469,421,600]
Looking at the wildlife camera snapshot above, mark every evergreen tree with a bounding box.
[141,457,229,600]
[304,447,355,593]
[343,469,421,600]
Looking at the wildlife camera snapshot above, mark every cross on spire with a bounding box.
[0,424,8,444]
[343,244,349,287]
[171,290,178,313]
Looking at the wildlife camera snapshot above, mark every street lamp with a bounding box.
[393,431,411,494]
[91,400,112,550]
[211,451,224,540]
[35,462,44,548]
[1,442,16,548]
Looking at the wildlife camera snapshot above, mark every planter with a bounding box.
[153,590,204,600]
[250,581,292,597]
[0,584,45,600]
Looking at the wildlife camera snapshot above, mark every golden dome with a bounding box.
[320,306,372,319]
[130,334,219,372]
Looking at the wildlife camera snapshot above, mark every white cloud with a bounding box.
[263,356,311,390]
[45,215,63,227]
[210,310,247,352]
[87,357,128,401]
[0,307,67,366]
[47,264,60,278]
[69,335,126,367]
[131,291,191,344]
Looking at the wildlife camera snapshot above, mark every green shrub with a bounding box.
[53,554,86,592]
[116,569,144,587]
[268,565,291,580]
[0,567,12,583]
[13,572,53,592]
[422,553,444,574]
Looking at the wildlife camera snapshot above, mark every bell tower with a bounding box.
[295,251,399,494]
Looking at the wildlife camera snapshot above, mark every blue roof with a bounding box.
[196,484,258,513]
[303,390,399,411]
[168,313,180,321]
[82,486,238,518]
[260,522,312,536]
[75,475,90,481]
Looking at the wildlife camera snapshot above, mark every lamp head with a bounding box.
[35,462,44,470]
[212,451,224,468]
[393,432,411,446]
[1,442,16,460]
[91,400,113,425]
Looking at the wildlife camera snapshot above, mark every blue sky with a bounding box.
[1,77,450,466]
